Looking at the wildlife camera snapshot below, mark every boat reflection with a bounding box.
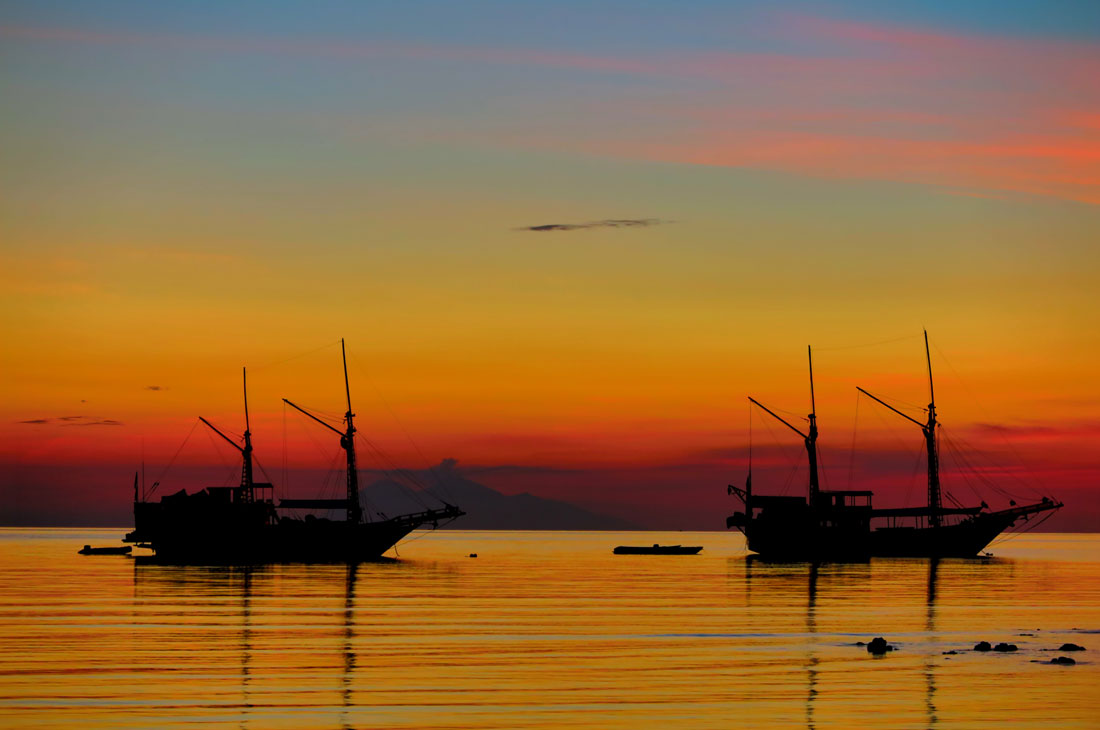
[739,556,1005,729]
[133,561,363,729]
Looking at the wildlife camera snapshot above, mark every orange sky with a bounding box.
[2,2,1098,529]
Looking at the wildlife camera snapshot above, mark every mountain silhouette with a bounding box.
[359,460,638,530]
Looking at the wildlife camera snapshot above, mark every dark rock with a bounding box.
[993,643,1018,652]
[974,641,992,652]
[1058,643,1085,652]
[942,650,959,655]
[1050,656,1076,665]
[855,641,867,646]
[867,637,895,654]
[468,553,478,558]
[1018,633,1034,636]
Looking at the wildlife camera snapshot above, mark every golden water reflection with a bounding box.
[1,529,1098,729]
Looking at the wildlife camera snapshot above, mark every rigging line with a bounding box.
[353,434,430,495]
[941,428,1034,502]
[813,333,922,352]
[860,388,928,413]
[282,400,288,499]
[250,339,341,372]
[392,516,462,547]
[902,439,925,509]
[199,422,238,483]
[253,455,276,488]
[989,508,1056,547]
[940,426,1039,500]
[817,446,831,492]
[940,431,996,500]
[355,436,432,509]
[847,390,861,491]
[756,400,803,464]
[931,340,1042,491]
[748,399,752,474]
[149,418,202,496]
[346,352,456,504]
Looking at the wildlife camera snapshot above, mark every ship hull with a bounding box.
[737,509,1042,561]
[126,499,462,564]
[141,520,420,563]
[866,513,1016,558]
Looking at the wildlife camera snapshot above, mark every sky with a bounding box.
[1,1,1098,530]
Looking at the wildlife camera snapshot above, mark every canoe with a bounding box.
[78,545,132,555]
[613,544,702,555]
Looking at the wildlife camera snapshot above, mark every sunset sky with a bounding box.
[2,1,1098,530]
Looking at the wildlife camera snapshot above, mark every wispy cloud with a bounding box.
[3,15,1097,204]
[518,218,667,232]
[16,416,124,426]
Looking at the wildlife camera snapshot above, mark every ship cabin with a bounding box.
[728,489,874,531]
[813,489,873,530]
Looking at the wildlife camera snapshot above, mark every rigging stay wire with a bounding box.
[149,418,202,497]
[847,390,861,491]
[812,333,923,352]
[346,351,456,505]
[930,340,1042,493]
[249,339,342,372]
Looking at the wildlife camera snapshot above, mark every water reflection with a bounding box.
[5,530,1093,730]
[925,558,939,727]
[341,563,357,730]
[741,556,954,729]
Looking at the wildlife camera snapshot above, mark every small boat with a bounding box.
[613,544,702,555]
[78,545,132,555]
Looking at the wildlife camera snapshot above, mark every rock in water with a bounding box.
[974,641,992,652]
[993,643,1018,652]
[1058,643,1085,652]
[1050,656,1076,665]
[867,637,894,654]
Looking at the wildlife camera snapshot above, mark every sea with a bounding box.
[1,528,1097,729]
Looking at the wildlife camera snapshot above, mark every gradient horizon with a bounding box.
[2,1,1098,530]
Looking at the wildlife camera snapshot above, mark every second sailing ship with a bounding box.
[726,333,1061,559]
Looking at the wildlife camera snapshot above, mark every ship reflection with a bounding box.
[741,556,955,729]
[133,561,363,729]
[926,558,939,726]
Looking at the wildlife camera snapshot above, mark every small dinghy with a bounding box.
[78,545,132,555]
[613,544,702,555]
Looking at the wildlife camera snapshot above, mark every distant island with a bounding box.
[361,460,639,531]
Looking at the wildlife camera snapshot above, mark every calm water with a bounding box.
[1,529,1098,729]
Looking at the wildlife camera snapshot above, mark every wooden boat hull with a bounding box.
[126,500,463,563]
[733,502,1056,560]
[78,546,132,555]
[613,545,702,555]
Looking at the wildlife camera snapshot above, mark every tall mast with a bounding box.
[241,367,254,504]
[806,345,820,505]
[923,331,941,527]
[746,345,820,505]
[340,339,362,524]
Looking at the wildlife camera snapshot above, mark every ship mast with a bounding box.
[340,339,362,524]
[198,366,254,504]
[856,330,943,528]
[923,331,942,528]
[241,367,254,504]
[282,340,362,524]
[807,345,820,504]
[748,345,820,505]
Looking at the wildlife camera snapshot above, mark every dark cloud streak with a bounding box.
[519,218,668,232]
[16,416,124,426]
